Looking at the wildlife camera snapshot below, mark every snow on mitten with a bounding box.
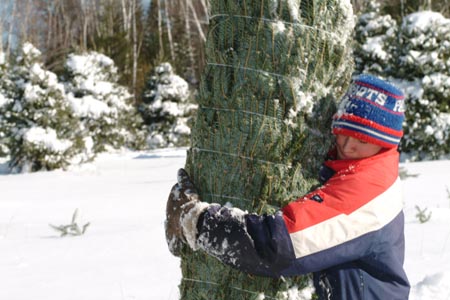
[180,199,209,251]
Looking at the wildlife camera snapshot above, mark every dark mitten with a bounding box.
[165,169,201,256]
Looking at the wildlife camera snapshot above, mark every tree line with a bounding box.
[0,0,449,170]
[0,0,448,102]
[0,0,208,103]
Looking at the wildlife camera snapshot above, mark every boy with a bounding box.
[165,74,410,299]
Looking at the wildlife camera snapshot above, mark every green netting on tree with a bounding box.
[182,0,355,298]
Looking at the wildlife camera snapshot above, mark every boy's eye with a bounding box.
[358,140,368,144]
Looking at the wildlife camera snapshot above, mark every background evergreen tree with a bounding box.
[397,11,450,81]
[353,5,450,161]
[353,0,399,76]
[0,51,15,157]
[139,62,196,149]
[397,11,450,160]
[5,43,84,172]
[181,0,355,298]
[64,51,146,154]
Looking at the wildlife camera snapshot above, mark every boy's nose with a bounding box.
[341,136,356,151]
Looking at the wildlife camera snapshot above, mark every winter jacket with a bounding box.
[184,147,410,300]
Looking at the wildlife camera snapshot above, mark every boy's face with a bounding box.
[335,134,383,160]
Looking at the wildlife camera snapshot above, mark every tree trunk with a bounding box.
[182,0,355,299]
[199,0,209,23]
[81,0,89,51]
[157,0,164,59]
[19,0,32,45]
[46,1,55,50]
[131,0,138,103]
[120,0,131,76]
[187,0,206,42]
[5,0,17,58]
[0,17,3,51]
[164,0,175,60]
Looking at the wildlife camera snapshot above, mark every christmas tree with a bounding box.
[353,0,398,76]
[139,62,196,149]
[0,51,15,157]
[181,0,355,298]
[5,43,84,172]
[64,51,146,155]
[397,11,450,160]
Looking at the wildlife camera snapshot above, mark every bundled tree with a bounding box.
[397,11,450,160]
[139,62,196,149]
[180,0,355,298]
[4,43,84,172]
[64,51,146,154]
[353,0,399,76]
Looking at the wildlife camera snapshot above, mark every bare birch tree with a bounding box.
[0,3,5,52]
[5,0,17,58]
[164,0,175,60]
[183,0,196,73]
[187,0,206,43]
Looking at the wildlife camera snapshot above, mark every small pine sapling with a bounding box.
[415,205,432,224]
[50,209,90,237]
[399,167,419,179]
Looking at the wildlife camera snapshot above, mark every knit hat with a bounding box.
[332,74,405,148]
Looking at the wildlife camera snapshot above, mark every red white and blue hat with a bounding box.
[332,74,406,148]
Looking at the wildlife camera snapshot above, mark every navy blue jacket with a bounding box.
[191,148,410,299]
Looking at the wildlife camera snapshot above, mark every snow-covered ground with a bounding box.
[1,148,449,300]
